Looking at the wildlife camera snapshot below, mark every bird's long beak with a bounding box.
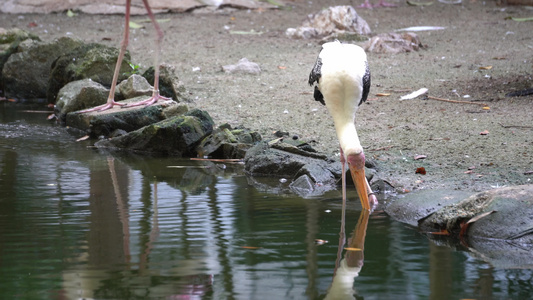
[349,165,370,211]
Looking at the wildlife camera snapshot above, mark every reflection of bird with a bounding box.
[309,40,377,211]
[79,0,169,113]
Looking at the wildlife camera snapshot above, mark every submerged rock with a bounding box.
[94,108,214,156]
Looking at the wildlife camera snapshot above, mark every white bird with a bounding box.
[309,40,377,211]
[79,0,169,113]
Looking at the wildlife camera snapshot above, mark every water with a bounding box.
[1,104,532,299]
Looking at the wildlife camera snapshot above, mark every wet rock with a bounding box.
[385,189,474,227]
[66,97,187,137]
[2,37,84,101]
[54,79,114,123]
[117,74,153,99]
[198,124,262,159]
[47,42,131,103]
[94,108,214,156]
[419,185,533,244]
[142,63,188,101]
[286,6,371,40]
[222,58,261,75]
[363,32,423,54]
[244,140,374,197]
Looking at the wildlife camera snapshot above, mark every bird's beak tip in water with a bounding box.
[348,165,371,211]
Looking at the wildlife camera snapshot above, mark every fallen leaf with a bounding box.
[524,170,533,175]
[344,247,362,251]
[479,66,493,70]
[278,66,287,69]
[129,21,144,29]
[414,155,427,160]
[28,22,38,28]
[510,16,533,22]
[493,57,506,60]
[480,130,489,135]
[66,9,77,17]
[376,93,391,97]
[400,88,428,100]
[428,229,449,235]
[482,106,490,110]
[459,210,496,238]
[415,167,426,175]
[76,135,90,142]
[406,0,434,5]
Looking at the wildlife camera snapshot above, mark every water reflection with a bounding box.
[1,104,533,299]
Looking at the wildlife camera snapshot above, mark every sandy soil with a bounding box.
[1,0,532,192]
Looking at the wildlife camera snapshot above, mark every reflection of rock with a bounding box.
[286,6,371,40]
[363,32,423,54]
[386,185,533,268]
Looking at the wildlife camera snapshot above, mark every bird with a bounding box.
[309,40,377,211]
[78,0,170,113]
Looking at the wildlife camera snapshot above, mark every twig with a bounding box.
[498,122,533,129]
[427,95,488,107]
[368,145,395,151]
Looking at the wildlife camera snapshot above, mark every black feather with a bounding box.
[313,86,325,105]
[308,57,322,86]
[359,61,371,106]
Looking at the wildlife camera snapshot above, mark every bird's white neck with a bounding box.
[336,122,363,159]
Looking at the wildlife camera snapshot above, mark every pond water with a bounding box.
[1,104,533,299]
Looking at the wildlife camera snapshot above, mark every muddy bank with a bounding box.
[1,0,532,192]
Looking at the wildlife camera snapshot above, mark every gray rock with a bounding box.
[48,42,131,103]
[94,108,214,156]
[198,125,262,159]
[2,37,84,101]
[54,79,112,123]
[0,27,40,89]
[142,63,188,101]
[117,74,153,99]
[222,58,261,75]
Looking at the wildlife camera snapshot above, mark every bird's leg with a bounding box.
[123,0,171,108]
[358,0,374,8]
[374,0,397,7]
[365,177,378,209]
[77,0,132,113]
[340,151,348,218]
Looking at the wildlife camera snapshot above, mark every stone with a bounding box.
[48,42,132,103]
[222,58,261,75]
[197,125,262,159]
[142,63,188,101]
[286,6,371,40]
[117,74,153,99]
[94,108,214,156]
[363,32,423,54]
[54,79,112,123]
[2,37,84,101]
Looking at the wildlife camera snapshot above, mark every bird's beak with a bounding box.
[349,165,370,211]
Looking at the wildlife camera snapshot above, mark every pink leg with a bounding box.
[78,0,132,113]
[374,0,397,7]
[358,0,374,8]
[123,0,171,108]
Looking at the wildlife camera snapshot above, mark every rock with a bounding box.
[419,185,533,244]
[54,79,113,123]
[94,108,214,156]
[363,32,423,54]
[385,189,474,227]
[47,42,131,103]
[142,63,188,101]
[244,140,374,197]
[117,74,153,99]
[66,97,186,137]
[286,6,371,40]
[0,27,40,89]
[222,58,261,75]
[2,37,84,102]
[198,125,262,159]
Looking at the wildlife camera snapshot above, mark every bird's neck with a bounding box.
[337,123,363,159]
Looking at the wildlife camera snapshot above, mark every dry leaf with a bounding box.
[480,130,489,135]
[428,229,449,235]
[415,167,426,175]
[459,210,496,238]
[414,155,427,160]
[278,66,287,69]
[376,93,391,97]
[76,135,90,142]
[479,66,493,70]
[482,106,490,110]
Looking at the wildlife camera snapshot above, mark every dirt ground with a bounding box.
[1,0,532,192]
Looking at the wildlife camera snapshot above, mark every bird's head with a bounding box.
[345,149,371,210]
